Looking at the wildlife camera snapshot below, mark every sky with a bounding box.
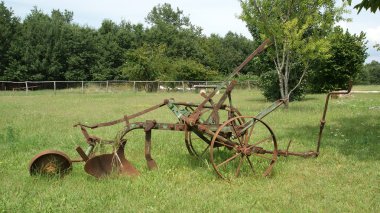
[4,0,380,63]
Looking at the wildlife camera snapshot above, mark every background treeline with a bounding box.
[0,2,379,94]
[0,2,260,82]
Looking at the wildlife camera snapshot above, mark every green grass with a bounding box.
[0,86,379,212]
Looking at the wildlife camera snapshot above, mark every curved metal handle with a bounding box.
[316,81,353,155]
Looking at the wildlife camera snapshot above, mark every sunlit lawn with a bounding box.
[0,85,379,212]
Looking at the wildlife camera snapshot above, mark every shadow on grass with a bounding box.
[245,95,319,103]
[281,114,380,161]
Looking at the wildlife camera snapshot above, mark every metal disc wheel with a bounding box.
[29,150,72,177]
[210,116,277,179]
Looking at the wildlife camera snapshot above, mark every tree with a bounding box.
[309,27,367,92]
[92,19,124,80]
[240,0,344,105]
[145,3,203,59]
[0,1,20,80]
[120,44,167,81]
[120,43,219,81]
[171,59,218,81]
[346,0,380,13]
[364,61,380,84]
[374,43,380,51]
[4,8,75,80]
[201,32,258,76]
[64,25,99,81]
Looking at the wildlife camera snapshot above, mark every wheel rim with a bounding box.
[29,150,72,177]
[210,116,277,179]
[186,131,213,158]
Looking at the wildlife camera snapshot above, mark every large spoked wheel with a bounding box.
[210,116,278,179]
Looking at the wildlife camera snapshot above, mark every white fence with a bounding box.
[0,80,257,94]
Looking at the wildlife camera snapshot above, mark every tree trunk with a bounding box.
[283,57,290,108]
[273,40,290,108]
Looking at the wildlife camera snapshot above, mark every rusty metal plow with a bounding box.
[28,39,352,180]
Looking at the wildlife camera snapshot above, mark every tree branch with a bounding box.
[288,64,308,98]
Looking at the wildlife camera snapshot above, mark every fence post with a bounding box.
[25,81,28,94]
[54,81,56,95]
[133,81,136,92]
[247,80,251,90]
[106,81,109,92]
[157,81,160,93]
[182,81,185,92]
[81,81,84,94]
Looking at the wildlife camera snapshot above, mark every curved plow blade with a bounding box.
[84,143,139,178]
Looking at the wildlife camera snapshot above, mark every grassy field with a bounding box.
[0,86,379,212]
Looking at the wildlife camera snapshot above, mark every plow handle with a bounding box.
[226,38,271,82]
[316,81,353,154]
[186,39,272,126]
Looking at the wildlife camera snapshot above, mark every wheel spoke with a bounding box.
[244,124,255,146]
[246,156,254,173]
[252,136,272,147]
[253,153,272,161]
[216,153,239,169]
[231,125,243,145]
[187,131,212,157]
[200,145,210,157]
[214,139,236,149]
[210,115,277,179]
[263,160,276,177]
[235,155,244,177]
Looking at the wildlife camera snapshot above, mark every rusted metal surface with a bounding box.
[29,150,72,177]
[29,38,354,180]
[209,116,278,178]
[84,141,139,178]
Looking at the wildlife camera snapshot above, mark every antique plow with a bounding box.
[28,39,351,179]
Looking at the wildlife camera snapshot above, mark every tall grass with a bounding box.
[0,86,379,212]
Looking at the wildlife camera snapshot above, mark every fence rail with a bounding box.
[0,80,257,94]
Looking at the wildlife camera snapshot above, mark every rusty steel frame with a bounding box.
[28,39,354,179]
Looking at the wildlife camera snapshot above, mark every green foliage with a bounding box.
[0,1,19,79]
[240,0,344,103]
[346,0,380,13]
[4,8,76,80]
[63,26,99,81]
[258,71,280,101]
[259,70,305,101]
[0,2,258,82]
[374,43,380,51]
[234,74,260,85]
[201,32,259,76]
[1,1,371,88]
[145,3,203,61]
[309,27,367,92]
[121,44,166,81]
[361,60,380,84]
[171,59,218,81]
[121,44,219,81]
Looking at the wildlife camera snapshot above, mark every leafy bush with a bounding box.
[234,74,260,85]
[172,59,219,81]
[309,27,367,92]
[120,43,219,82]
